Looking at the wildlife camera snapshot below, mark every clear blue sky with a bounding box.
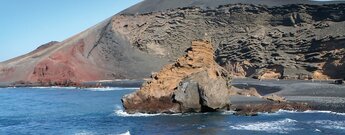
[0,0,142,62]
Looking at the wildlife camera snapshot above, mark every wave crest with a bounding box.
[118,131,131,135]
[114,109,163,117]
[230,118,300,134]
[113,105,182,117]
[312,120,345,130]
[260,109,345,116]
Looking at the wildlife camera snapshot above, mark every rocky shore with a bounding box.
[1,76,344,115]
[122,40,233,113]
[231,79,345,114]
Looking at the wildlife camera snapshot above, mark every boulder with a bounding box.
[174,80,201,112]
[122,40,232,113]
[174,71,231,112]
[334,80,344,85]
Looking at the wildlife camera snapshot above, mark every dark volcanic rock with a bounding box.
[334,79,344,85]
[232,102,311,116]
[174,80,201,112]
[114,2,345,80]
[174,70,231,112]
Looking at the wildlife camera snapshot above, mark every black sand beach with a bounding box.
[231,79,345,113]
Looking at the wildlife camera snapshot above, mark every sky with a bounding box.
[0,0,142,62]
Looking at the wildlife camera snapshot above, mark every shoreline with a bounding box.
[1,78,344,113]
[0,79,144,88]
[1,78,341,88]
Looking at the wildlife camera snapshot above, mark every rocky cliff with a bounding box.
[115,3,345,80]
[0,0,345,84]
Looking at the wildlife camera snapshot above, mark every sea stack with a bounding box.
[122,40,232,113]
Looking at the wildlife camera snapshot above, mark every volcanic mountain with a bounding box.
[1,0,345,84]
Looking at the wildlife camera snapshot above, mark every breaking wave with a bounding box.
[118,131,131,135]
[221,110,236,115]
[114,109,163,117]
[260,109,345,116]
[312,120,345,130]
[303,110,345,116]
[111,105,211,117]
[113,105,182,117]
[230,118,300,134]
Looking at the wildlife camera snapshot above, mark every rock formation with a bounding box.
[121,40,310,114]
[122,40,232,113]
[1,0,345,84]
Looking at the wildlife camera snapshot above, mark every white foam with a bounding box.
[257,110,298,116]
[197,125,206,129]
[114,109,163,117]
[113,105,179,117]
[221,110,236,115]
[303,110,345,116]
[118,131,131,135]
[312,120,345,130]
[260,109,345,116]
[74,130,94,135]
[230,118,300,134]
[276,110,299,113]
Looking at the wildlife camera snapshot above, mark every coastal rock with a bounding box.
[174,80,201,112]
[175,71,231,112]
[237,87,262,97]
[264,94,287,103]
[122,40,231,113]
[232,102,311,116]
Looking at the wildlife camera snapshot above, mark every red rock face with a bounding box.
[28,40,102,83]
[0,15,168,84]
[30,59,75,83]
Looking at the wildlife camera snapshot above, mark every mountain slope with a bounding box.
[1,0,345,83]
[120,0,342,14]
[0,17,168,83]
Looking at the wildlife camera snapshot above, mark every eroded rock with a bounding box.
[122,40,231,113]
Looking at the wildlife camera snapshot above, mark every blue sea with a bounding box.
[0,87,345,135]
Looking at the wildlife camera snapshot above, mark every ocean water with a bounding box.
[0,87,345,135]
